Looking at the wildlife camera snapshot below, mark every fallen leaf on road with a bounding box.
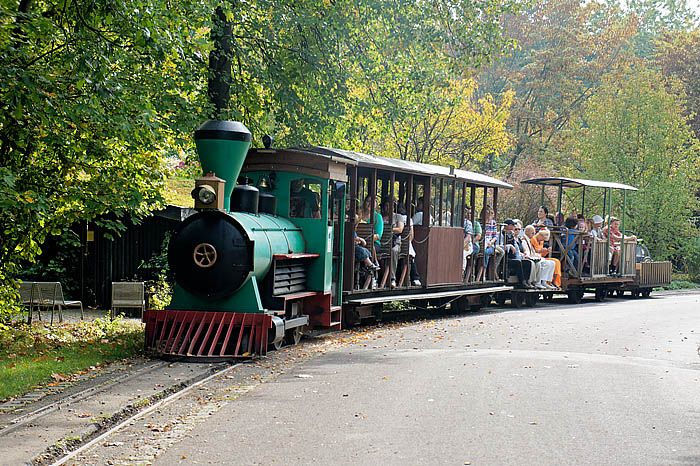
[103,442,124,447]
[529,421,537,425]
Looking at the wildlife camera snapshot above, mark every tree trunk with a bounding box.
[207,5,233,117]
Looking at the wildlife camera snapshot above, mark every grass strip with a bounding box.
[0,318,143,400]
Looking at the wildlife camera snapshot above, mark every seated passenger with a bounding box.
[290,179,319,218]
[531,228,561,287]
[407,211,421,286]
[482,205,504,279]
[533,205,554,229]
[523,224,556,289]
[564,216,580,273]
[500,219,532,289]
[412,197,433,226]
[361,196,383,258]
[602,216,637,274]
[590,215,604,239]
[381,197,406,288]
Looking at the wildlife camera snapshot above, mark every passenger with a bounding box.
[576,213,586,231]
[531,228,561,287]
[382,197,405,289]
[412,196,432,226]
[354,229,380,271]
[361,196,383,258]
[501,219,533,288]
[555,212,565,226]
[407,209,422,286]
[564,216,580,273]
[590,215,604,239]
[463,205,481,256]
[523,225,556,289]
[513,220,539,288]
[602,216,636,274]
[463,207,474,272]
[533,205,554,229]
[290,179,319,218]
[482,205,504,279]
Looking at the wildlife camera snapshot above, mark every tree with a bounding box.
[326,0,523,164]
[477,0,637,174]
[571,67,700,260]
[0,0,212,318]
[607,0,699,59]
[653,28,700,141]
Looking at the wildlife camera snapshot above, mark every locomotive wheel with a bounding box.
[269,338,284,351]
[594,288,607,302]
[525,293,538,307]
[285,328,302,346]
[641,288,651,298]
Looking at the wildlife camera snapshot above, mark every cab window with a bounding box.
[290,178,322,219]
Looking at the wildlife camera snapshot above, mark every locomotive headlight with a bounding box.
[192,185,217,205]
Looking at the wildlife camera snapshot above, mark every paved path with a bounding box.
[64,291,700,466]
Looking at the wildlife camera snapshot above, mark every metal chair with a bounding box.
[110,282,146,320]
[34,282,84,323]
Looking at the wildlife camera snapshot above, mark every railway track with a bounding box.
[49,362,242,466]
[0,360,170,437]
[0,357,233,466]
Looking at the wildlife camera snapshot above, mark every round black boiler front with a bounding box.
[169,210,253,300]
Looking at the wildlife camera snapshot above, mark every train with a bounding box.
[143,120,672,359]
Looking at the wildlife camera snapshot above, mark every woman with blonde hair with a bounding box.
[530,228,561,287]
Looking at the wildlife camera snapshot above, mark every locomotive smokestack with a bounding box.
[194,120,252,212]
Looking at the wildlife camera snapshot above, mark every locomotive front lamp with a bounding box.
[196,185,217,205]
[192,172,226,210]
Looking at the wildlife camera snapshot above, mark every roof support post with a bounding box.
[605,188,611,274]
[556,184,563,225]
[581,186,586,215]
[438,178,444,226]
[620,189,627,275]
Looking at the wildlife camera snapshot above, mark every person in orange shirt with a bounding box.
[529,228,561,287]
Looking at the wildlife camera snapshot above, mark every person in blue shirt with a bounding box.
[564,216,580,273]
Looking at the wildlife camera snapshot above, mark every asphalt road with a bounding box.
[72,291,700,466]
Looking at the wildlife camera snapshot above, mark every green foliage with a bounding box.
[138,233,172,309]
[654,28,700,141]
[478,0,638,174]
[682,237,700,282]
[611,0,699,58]
[0,0,212,302]
[573,67,700,260]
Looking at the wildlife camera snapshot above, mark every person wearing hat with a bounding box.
[590,215,604,239]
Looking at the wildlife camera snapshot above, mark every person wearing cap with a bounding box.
[500,218,533,288]
[482,205,504,279]
[590,215,604,239]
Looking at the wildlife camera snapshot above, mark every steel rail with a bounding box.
[0,360,170,437]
